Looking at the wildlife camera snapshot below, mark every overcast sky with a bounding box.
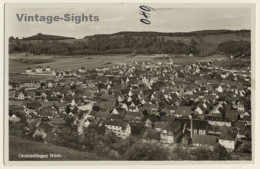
[6,4,252,39]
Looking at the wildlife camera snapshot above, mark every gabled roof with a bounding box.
[162,121,181,136]
[175,106,193,116]
[95,111,110,119]
[175,118,208,130]
[50,117,65,125]
[105,120,129,130]
[125,112,142,118]
[192,134,217,146]
[205,116,231,122]
[219,131,237,141]
[154,122,167,129]
[225,110,238,121]
[54,102,68,108]
[161,116,175,123]
[110,114,124,120]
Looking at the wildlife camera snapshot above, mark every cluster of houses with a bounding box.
[25,66,56,75]
[9,59,251,151]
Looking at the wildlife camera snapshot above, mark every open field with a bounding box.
[9,74,55,82]
[9,53,228,73]
[214,58,251,68]
[9,135,104,161]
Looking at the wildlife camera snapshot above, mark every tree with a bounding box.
[173,146,192,160]
[193,147,212,160]
[124,141,170,160]
[238,142,251,153]
[142,128,160,140]
[56,125,80,148]
[129,122,144,135]
[211,143,231,160]
[9,36,15,42]
[191,39,198,45]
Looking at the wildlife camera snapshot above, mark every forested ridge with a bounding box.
[9,30,251,57]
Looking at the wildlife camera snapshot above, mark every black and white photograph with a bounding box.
[2,1,258,165]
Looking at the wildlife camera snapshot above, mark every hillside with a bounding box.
[84,29,249,38]
[9,29,250,56]
[9,135,105,161]
[22,33,75,41]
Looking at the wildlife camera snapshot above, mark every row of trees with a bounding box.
[9,117,238,161]
[217,40,251,56]
[50,123,233,160]
[9,36,199,55]
[86,30,250,38]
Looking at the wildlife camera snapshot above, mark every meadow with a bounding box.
[9,53,228,73]
[9,135,104,161]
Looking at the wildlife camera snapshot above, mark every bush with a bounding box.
[141,128,160,140]
[211,143,232,160]
[193,147,212,160]
[238,142,251,153]
[172,146,192,160]
[124,141,170,160]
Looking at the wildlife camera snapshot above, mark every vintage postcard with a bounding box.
[1,0,259,167]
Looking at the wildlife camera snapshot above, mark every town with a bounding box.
[9,57,252,160]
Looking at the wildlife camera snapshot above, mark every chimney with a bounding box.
[189,114,193,139]
[183,123,187,134]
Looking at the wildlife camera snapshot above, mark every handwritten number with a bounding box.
[140,11,151,19]
[139,5,155,25]
[140,19,151,25]
[140,5,156,12]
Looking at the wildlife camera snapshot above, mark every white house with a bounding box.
[160,121,182,144]
[237,102,245,112]
[219,131,237,151]
[9,114,21,123]
[79,67,86,73]
[17,93,25,100]
[217,85,224,93]
[26,67,32,73]
[105,121,131,139]
[36,66,43,73]
[46,66,51,72]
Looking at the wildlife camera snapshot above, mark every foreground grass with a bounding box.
[9,135,105,161]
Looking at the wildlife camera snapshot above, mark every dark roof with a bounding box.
[110,114,124,120]
[105,120,129,130]
[219,131,237,141]
[205,116,231,122]
[50,117,65,125]
[234,120,247,130]
[175,106,193,116]
[192,134,217,146]
[125,112,142,118]
[243,115,251,121]
[154,122,167,129]
[162,121,182,136]
[225,111,238,121]
[95,111,110,119]
[175,118,208,130]
[161,116,175,123]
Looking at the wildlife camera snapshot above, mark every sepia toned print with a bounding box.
[5,3,253,162]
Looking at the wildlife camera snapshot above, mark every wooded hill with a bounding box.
[9,30,251,57]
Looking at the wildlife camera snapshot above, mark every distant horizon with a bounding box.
[6,4,252,39]
[11,29,251,40]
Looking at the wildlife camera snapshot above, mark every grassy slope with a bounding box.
[9,135,105,161]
